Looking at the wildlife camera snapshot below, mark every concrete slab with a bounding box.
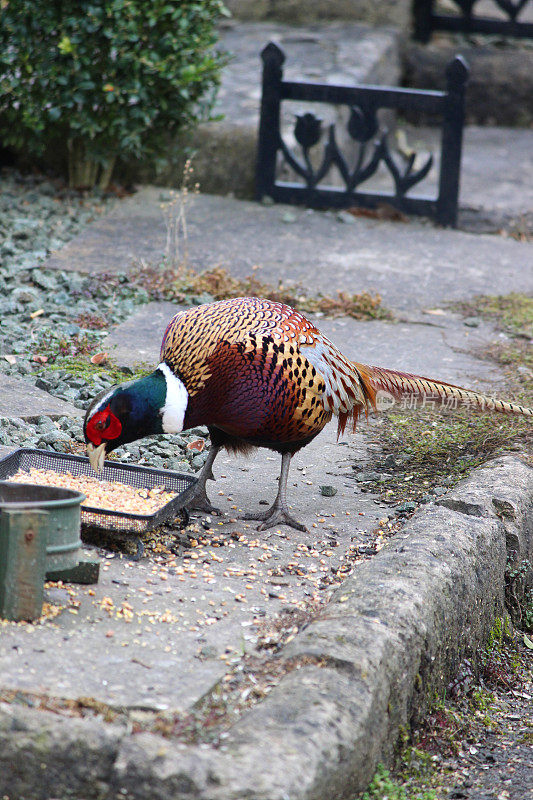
[102,301,178,368]
[0,313,393,714]
[0,373,82,421]
[44,188,533,314]
[395,125,533,229]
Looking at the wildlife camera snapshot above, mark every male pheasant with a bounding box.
[84,297,532,531]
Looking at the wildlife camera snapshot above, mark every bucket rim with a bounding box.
[0,480,85,509]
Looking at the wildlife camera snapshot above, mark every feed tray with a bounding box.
[0,448,197,536]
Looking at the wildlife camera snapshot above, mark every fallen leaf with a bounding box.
[347,203,409,222]
[423,308,446,316]
[524,633,533,649]
[32,354,48,364]
[90,352,108,365]
[187,439,205,453]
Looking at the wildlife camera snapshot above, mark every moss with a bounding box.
[487,615,513,652]
[369,406,530,507]
[361,763,437,800]
[452,292,533,339]
[505,561,533,633]
[39,357,151,385]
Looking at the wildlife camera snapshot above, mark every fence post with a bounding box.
[255,42,285,201]
[437,55,469,227]
[412,0,434,42]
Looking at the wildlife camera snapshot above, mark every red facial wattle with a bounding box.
[86,406,122,446]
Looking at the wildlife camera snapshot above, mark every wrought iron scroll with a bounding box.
[256,42,469,227]
[413,0,533,42]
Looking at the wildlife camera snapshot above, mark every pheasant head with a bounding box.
[84,363,188,471]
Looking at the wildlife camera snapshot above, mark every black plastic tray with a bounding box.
[0,448,197,536]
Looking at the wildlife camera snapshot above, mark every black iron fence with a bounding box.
[255,42,469,227]
[413,0,533,42]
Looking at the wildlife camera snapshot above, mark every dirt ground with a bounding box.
[386,630,532,800]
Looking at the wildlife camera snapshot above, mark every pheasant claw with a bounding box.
[240,506,307,533]
[186,480,222,515]
[238,450,308,532]
[188,493,222,516]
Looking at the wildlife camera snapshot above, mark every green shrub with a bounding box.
[0,0,228,188]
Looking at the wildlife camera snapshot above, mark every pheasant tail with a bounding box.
[352,362,533,417]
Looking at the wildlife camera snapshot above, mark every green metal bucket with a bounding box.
[0,481,85,573]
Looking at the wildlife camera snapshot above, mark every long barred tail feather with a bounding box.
[352,362,533,418]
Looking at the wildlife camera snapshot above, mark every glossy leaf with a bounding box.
[0,0,229,186]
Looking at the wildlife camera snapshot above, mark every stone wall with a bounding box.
[224,0,412,28]
[402,40,533,126]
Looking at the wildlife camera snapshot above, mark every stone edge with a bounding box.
[0,455,531,800]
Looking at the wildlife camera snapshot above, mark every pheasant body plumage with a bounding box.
[84,297,532,531]
[160,297,371,445]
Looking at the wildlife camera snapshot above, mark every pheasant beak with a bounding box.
[87,442,107,473]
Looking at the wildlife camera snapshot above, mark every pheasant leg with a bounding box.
[187,444,222,514]
[239,452,307,532]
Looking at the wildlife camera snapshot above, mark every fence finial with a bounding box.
[261,42,285,68]
[445,55,470,90]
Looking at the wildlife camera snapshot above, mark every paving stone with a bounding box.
[0,374,82,421]
[44,186,533,314]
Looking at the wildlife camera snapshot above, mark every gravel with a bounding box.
[0,168,206,473]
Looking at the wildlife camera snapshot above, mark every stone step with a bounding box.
[0,374,82,422]
[121,21,401,197]
[224,0,411,27]
[44,186,533,313]
[402,37,533,127]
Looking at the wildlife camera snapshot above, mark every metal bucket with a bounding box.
[0,481,85,573]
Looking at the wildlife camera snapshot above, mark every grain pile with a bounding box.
[8,468,177,515]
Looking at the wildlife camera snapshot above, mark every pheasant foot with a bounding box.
[238,451,307,531]
[186,444,222,515]
[187,486,221,515]
[239,505,307,532]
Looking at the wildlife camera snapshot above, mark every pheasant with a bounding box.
[84,297,532,531]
